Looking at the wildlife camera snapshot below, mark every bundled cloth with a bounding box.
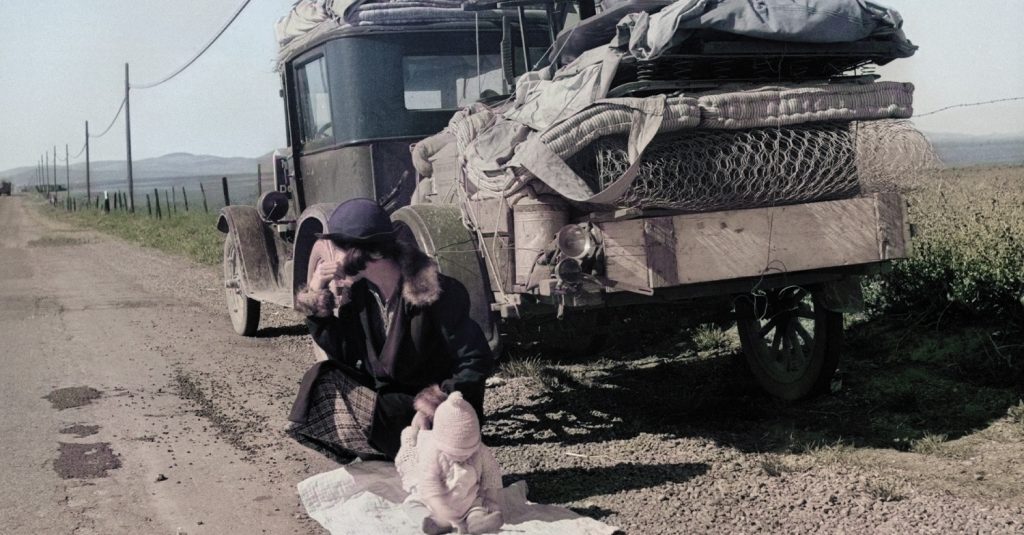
[408,0,922,211]
[276,0,492,48]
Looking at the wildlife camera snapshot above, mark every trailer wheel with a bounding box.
[735,286,841,401]
[223,233,260,336]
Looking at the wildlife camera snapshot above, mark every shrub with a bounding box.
[866,167,1024,321]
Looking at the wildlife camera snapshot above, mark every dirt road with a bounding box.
[0,196,331,534]
[2,194,1023,534]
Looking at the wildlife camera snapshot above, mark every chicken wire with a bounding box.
[566,119,935,212]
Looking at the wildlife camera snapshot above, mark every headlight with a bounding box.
[556,224,595,260]
[555,258,583,284]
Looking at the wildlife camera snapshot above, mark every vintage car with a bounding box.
[219,0,921,400]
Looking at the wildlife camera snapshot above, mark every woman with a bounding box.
[288,198,495,461]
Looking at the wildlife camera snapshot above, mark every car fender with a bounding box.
[292,203,339,296]
[216,206,281,296]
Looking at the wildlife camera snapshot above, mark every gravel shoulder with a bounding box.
[4,195,1022,534]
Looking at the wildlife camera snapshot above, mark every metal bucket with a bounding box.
[513,197,568,285]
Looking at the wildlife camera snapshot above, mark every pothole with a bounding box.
[59,424,100,438]
[54,442,121,479]
[45,386,102,410]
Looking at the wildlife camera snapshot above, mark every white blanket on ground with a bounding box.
[298,461,620,535]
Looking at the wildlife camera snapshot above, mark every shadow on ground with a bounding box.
[488,314,1024,455]
[502,462,709,504]
[255,324,309,338]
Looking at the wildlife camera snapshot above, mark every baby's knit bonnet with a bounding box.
[432,391,481,457]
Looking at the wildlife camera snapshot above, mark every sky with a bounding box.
[1,0,1023,174]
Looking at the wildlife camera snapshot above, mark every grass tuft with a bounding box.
[692,324,732,353]
[759,454,789,477]
[1008,401,1024,430]
[909,433,948,455]
[865,479,906,502]
[800,440,853,465]
[498,356,546,382]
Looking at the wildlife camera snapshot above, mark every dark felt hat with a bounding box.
[315,198,396,244]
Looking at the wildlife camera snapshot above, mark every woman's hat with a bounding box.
[315,198,397,244]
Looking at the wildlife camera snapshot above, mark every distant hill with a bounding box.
[1,152,274,189]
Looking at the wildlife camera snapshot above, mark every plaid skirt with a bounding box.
[287,367,384,462]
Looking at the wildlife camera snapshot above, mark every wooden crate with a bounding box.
[598,193,910,290]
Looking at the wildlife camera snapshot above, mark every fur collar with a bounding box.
[397,242,442,307]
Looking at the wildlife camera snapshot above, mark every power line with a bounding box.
[90,97,127,139]
[916,96,1024,117]
[71,141,87,160]
[131,0,253,90]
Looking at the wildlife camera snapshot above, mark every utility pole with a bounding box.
[45,151,50,196]
[124,63,135,212]
[65,144,70,196]
[85,121,91,200]
[53,145,58,196]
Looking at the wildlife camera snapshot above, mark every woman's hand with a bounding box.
[310,258,346,290]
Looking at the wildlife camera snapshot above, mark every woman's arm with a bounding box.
[434,278,496,416]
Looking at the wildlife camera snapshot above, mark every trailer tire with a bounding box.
[223,232,261,336]
[735,286,841,401]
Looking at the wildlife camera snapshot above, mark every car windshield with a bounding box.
[402,48,548,110]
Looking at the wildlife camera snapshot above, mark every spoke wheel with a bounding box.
[735,286,841,400]
[223,233,260,336]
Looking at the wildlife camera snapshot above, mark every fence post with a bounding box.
[200,183,209,214]
[113,192,119,211]
[221,176,230,207]
[182,186,189,212]
[103,192,110,213]
[166,189,173,217]
[146,194,152,217]
[257,164,262,196]
[154,188,162,220]
[171,188,177,214]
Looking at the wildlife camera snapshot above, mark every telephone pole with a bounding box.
[53,145,58,196]
[125,63,135,212]
[85,121,92,200]
[65,144,70,197]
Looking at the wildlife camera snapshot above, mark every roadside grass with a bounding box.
[44,202,223,265]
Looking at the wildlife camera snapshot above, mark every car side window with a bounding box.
[296,56,333,148]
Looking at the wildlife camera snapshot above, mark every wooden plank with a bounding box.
[874,192,910,260]
[672,197,884,285]
[644,217,679,287]
[597,219,648,292]
[466,198,512,235]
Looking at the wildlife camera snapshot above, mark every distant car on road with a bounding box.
[0,180,12,196]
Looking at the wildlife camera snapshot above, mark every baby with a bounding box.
[396,390,504,535]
